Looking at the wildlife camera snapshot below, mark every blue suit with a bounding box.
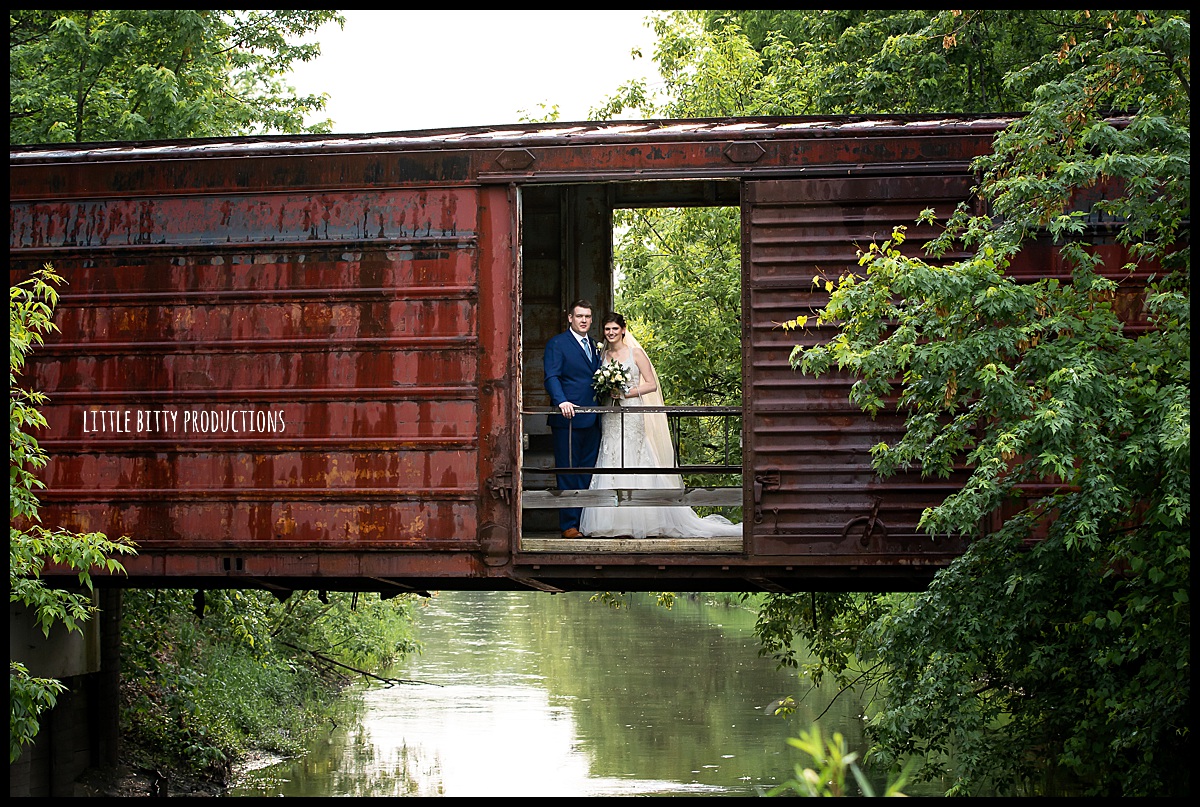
[543,329,602,532]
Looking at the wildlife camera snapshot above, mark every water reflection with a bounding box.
[231,591,885,797]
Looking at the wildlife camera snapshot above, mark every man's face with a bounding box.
[567,306,593,337]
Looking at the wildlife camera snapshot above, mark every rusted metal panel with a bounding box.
[106,548,487,587]
[11,177,505,564]
[479,128,1000,183]
[474,184,520,565]
[743,175,978,563]
[8,150,474,201]
[10,117,1016,201]
[10,188,474,250]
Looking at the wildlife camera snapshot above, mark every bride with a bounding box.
[579,312,742,539]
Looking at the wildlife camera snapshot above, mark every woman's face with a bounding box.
[603,322,624,344]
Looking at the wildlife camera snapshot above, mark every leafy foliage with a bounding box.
[765,724,915,797]
[9,265,137,761]
[703,9,1075,115]
[9,663,65,765]
[614,206,743,407]
[785,10,1190,797]
[600,8,1189,797]
[9,10,343,144]
[119,588,421,777]
[590,591,677,610]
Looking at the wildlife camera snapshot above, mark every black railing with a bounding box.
[522,406,742,475]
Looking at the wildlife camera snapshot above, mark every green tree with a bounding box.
[601,8,1189,796]
[614,206,743,407]
[9,265,137,762]
[594,10,816,121]
[9,10,343,144]
[118,588,420,777]
[701,9,1069,114]
[782,10,1189,797]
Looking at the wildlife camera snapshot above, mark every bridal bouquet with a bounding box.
[591,359,631,401]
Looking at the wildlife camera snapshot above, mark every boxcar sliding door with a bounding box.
[741,176,977,575]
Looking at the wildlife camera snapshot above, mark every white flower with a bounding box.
[591,359,631,399]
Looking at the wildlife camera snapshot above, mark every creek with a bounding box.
[229,590,946,797]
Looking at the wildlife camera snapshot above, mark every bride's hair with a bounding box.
[602,311,627,329]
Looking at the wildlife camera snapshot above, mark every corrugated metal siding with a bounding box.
[743,176,977,563]
[14,185,489,551]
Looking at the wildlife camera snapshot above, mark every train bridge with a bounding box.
[11,114,1152,795]
[9,115,1045,599]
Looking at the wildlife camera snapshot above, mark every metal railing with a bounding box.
[522,405,742,475]
[521,405,744,510]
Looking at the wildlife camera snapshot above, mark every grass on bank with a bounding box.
[118,588,421,782]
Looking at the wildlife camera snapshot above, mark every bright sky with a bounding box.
[286,10,663,134]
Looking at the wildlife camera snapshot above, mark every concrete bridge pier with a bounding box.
[8,589,121,797]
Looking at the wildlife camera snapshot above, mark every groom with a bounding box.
[543,299,602,538]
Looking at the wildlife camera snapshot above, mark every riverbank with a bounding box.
[74,748,289,797]
[69,589,419,797]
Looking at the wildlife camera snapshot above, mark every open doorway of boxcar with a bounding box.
[517,182,744,552]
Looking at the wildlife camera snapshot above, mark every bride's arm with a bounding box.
[624,348,658,399]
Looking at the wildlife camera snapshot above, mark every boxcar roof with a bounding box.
[9,114,1024,162]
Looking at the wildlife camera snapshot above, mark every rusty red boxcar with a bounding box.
[12,115,1115,593]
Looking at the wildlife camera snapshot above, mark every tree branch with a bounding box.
[280,640,440,688]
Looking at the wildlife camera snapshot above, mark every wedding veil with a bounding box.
[622,330,684,489]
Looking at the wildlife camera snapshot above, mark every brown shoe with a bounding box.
[561,528,583,539]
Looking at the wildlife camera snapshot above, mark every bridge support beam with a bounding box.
[8,587,120,796]
[98,589,122,768]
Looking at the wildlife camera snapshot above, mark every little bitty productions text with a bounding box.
[82,408,285,434]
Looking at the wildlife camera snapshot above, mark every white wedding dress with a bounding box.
[579,347,742,539]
